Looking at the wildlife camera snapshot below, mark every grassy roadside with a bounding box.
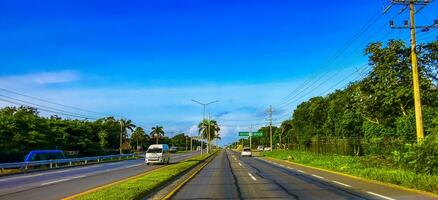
[73,152,215,200]
[263,150,438,194]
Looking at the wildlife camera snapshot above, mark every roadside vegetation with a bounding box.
[264,149,438,193]
[0,110,202,163]
[75,152,215,200]
[233,40,438,192]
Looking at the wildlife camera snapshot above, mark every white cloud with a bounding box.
[0,70,80,88]
[0,66,365,145]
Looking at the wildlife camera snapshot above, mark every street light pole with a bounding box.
[191,99,219,154]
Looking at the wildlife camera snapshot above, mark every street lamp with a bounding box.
[192,99,219,154]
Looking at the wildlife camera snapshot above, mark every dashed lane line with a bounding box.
[366,191,396,200]
[238,162,242,167]
[248,173,257,181]
[332,181,351,187]
[311,174,325,179]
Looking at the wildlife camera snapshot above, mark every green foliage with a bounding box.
[264,150,438,193]
[77,153,214,200]
[150,125,165,144]
[0,107,144,162]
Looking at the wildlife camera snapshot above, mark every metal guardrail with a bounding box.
[0,153,144,172]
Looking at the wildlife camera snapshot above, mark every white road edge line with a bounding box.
[366,192,396,200]
[311,174,325,179]
[238,162,242,167]
[297,169,304,173]
[332,181,351,187]
[248,173,257,181]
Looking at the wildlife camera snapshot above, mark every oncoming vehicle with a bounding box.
[145,144,170,165]
[24,150,66,162]
[257,145,264,151]
[169,147,178,153]
[241,147,252,157]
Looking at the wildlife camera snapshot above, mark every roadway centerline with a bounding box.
[366,191,396,200]
[248,173,257,181]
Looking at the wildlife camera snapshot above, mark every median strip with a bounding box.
[63,153,214,200]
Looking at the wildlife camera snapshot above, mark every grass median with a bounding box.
[263,150,438,194]
[73,152,214,200]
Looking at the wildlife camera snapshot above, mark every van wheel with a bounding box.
[167,159,170,164]
[146,163,150,166]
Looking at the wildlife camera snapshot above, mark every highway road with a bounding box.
[0,151,198,200]
[172,150,437,200]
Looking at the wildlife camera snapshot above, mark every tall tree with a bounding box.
[150,125,165,144]
[198,119,220,153]
[119,118,136,154]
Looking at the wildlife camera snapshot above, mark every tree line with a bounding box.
[237,40,437,174]
[0,108,204,162]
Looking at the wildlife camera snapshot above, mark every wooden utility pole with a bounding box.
[389,0,437,143]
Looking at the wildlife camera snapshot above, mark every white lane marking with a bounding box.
[124,163,143,169]
[41,178,71,186]
[238,162,242,167]
[248,173,257,181]
[366,192,396,200]
[287,167,293,170]
[311,174,325,179]
[332,181,351,187]
[297,169,304,173]
[279,164,285,167]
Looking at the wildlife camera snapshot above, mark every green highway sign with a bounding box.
[238,132,263,137]
[252,132,263,137]
[239,132,249,136]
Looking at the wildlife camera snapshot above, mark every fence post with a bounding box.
[85,160,88,164]
[49,161,53,169]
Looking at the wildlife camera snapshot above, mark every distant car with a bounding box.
[241,147,252,157]
[145,144,170,165]
[264,147,271,151]
[24,150,66,162]
[257,145,264,151]
[169,147,178,153]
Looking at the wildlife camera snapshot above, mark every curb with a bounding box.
[264,156,438,198]
[162,151,219,200]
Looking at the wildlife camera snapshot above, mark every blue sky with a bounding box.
[0,0,437,146]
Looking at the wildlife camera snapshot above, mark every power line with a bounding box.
[0,97,98,120]
[0,87,114,118]
[0,94,97,119]
[274,6,389,107]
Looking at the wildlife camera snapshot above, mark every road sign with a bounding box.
[239,132,263,137]
[252,132,263,137]
[239,132,249,136]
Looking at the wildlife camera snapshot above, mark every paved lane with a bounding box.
[173,150,381,200]
[0,151,199,200]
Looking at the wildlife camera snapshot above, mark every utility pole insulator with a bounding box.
[388,0,436,143]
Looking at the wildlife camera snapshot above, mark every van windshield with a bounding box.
[147,148,162,153]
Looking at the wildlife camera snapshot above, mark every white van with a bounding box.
[145,144,170,165]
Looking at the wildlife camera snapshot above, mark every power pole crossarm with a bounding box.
[389,0,437,143]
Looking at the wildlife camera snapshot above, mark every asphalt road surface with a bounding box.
[0,151,198,200]
[172,150,437,200]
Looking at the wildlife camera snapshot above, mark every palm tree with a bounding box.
[150,125,165,144]
[131,127,147,151]
[119,118,136,154]
[198,119,220,153]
